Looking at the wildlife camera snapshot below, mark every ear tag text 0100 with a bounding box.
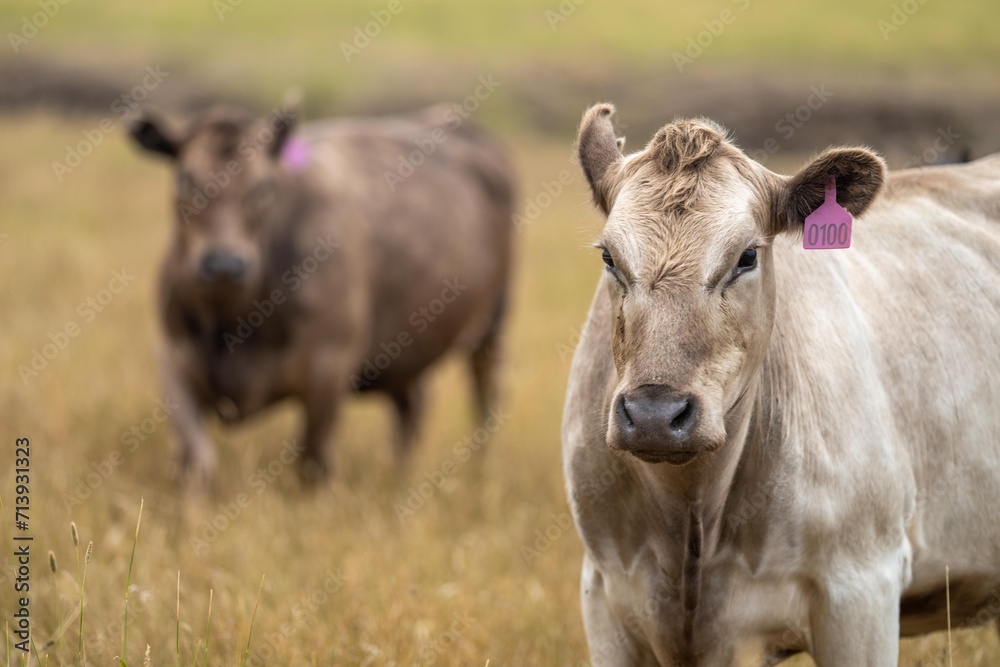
[803,177,852,250]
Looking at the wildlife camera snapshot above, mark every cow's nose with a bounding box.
[613,385,700,463]
[200,251,247,283]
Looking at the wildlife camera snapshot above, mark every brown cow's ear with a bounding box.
[128,110,180,159]
[777,147,886,233]
[268,87,302,158]
[577,103,624,215]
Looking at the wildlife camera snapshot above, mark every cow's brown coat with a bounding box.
[130,102,515,484]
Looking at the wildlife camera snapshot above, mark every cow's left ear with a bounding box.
[268,87,302,158]
[776,147,886,233]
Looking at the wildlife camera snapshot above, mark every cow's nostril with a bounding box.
[615,394,634,429]
[670,399,695,433]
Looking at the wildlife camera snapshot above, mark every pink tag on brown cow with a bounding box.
[281,137,311,172]
[804,177,852,250]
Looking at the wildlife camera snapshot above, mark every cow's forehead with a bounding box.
[180,111,260,163]
[604,160,764,267]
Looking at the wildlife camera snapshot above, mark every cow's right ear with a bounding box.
[577,103,625,215]
[127,110,180,159]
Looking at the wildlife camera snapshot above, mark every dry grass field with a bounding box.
[3,1,1000,664]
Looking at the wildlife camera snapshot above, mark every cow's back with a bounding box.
[301,111,515,391]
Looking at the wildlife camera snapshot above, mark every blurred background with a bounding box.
[2,1,999,664]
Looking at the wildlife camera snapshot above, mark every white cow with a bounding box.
[563,103,1000,665]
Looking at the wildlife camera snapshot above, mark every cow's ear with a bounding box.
[577,103,624,215]
[776,147,886,233]
[269,87,302,158]
[127,110,181,159]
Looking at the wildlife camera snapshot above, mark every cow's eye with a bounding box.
[736,248,757,271]
[601,248,615,269]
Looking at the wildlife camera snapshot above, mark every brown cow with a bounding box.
[564,103,1000,665]
[129,99,514,485]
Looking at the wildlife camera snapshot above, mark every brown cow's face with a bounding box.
[129,106,297,305]
[577,104,885,466]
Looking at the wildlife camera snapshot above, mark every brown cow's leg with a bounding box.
[391,383,424,465]
[469,294,506,422]
[298,387,340,486]
[162,353,217,489]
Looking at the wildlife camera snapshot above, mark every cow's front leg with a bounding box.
[298,383,341,486]
[162,353,217,487]
[580,556,659,667]
[810,559,904,666]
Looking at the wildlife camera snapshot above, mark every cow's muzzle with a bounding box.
[200,250,248,284]
[609,384,703,465]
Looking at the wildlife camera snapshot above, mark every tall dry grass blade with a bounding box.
[945,564,953,667]
[202,589,214,667]
[29,637,43,666]
[121,498,144,666]
[241,575,266,667]
[80,541,93,666]
[47,550,57,574]
[175,571,181,667]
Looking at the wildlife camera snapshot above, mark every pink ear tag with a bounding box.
[803,177,852,249]
[281,136,311,173]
